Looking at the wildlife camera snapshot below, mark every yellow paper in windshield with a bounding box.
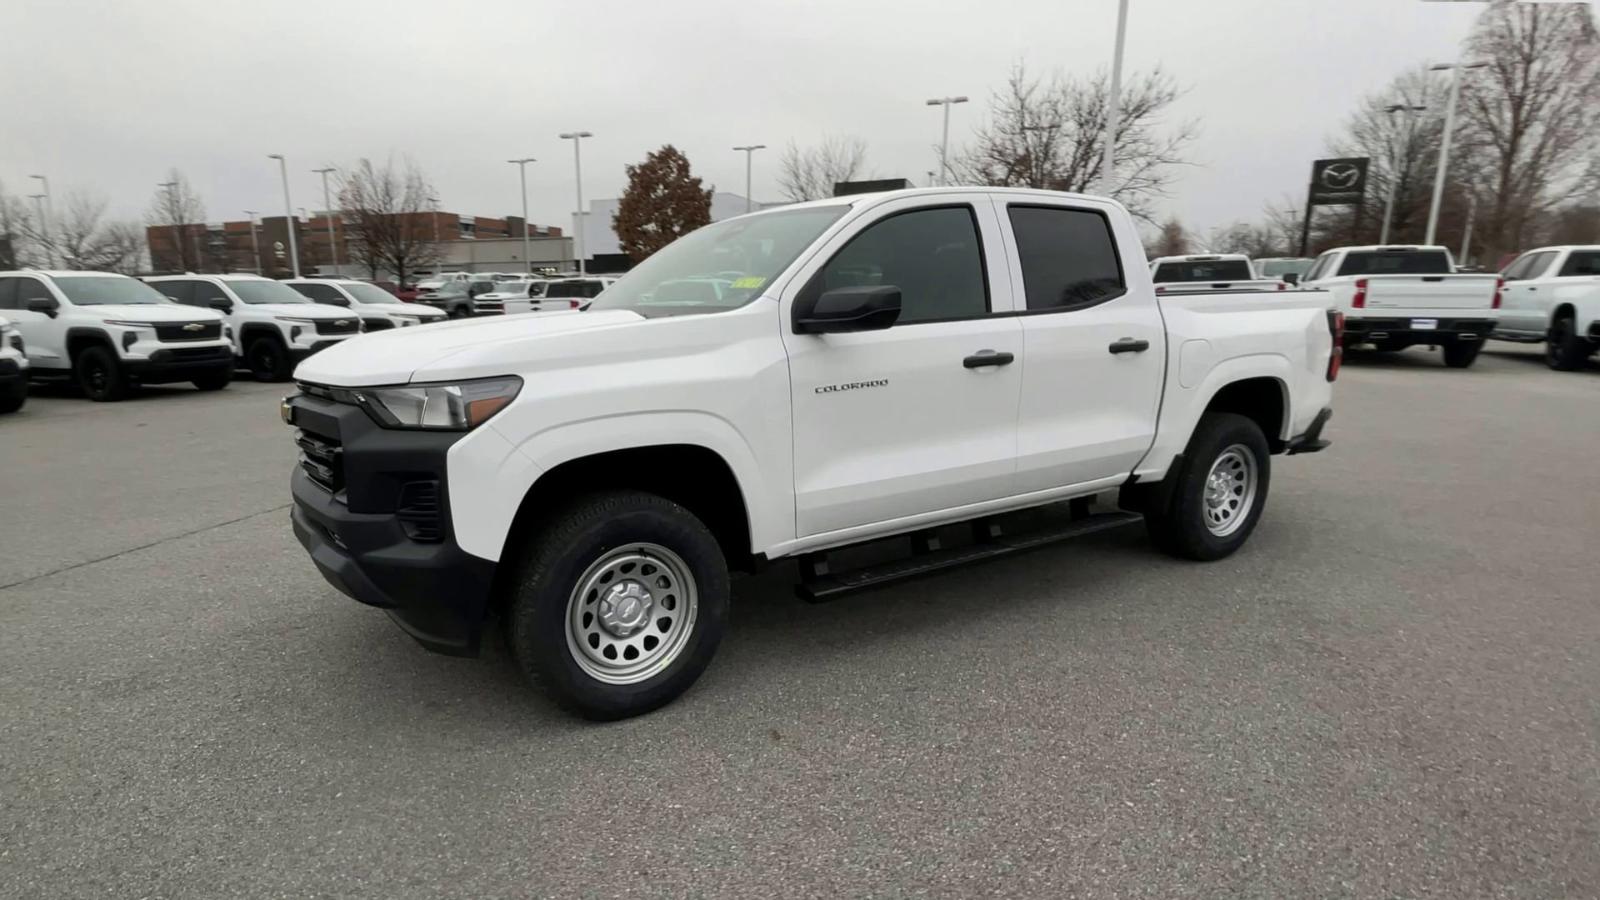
[731,277,766,289]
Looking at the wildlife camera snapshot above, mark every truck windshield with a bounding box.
[1154,260,1254,283]
[587,206,849,317]
[229,280,313,304]
[1337,250,1452,276]
[343,283,399,304]
[52,276,170,305]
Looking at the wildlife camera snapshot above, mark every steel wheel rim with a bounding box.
[565,542,698,685]
[1202,443,1258,537]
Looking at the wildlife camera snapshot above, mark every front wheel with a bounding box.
[508,491,730,720]
[1547,315,1589,371]
[246,336,292,382]
[1442,341,1481,368]
[192,368,232,391]
[75,346,129,402]
[1144,412,1272,561]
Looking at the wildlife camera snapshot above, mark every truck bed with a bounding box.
[1358,274,1499,312]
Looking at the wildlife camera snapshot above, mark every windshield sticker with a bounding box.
[731,276,766,289]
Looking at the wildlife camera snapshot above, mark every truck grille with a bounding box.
[361,317,394,331]
[295,429,343,493]
[315,318,360,336]
[154,321,222,342]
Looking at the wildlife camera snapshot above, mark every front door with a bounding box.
[992,198,1166,493]
[783,197,1022,538]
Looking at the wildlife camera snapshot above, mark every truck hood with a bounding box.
[293,309,645,386]
[249,303,359,320]
[86,304,226,323]
[362,302,446,318]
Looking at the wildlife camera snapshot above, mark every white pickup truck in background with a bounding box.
[1149,254,1288,295]
[285,187,1338,719]
[1299,245,1500,368]
[1492,245,1600,371]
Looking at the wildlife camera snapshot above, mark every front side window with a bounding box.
[52,276,170,305]
[1500,253,1538,281]
[291,282,347,305]
[16,277,53,306]
[1558,251,1600,277]
[1304,253,1336,283]
[227,280,312,304]
[812,206,988,324]
[1008,206,1126,310]
[152,280,196,305]
[343,283,398,304]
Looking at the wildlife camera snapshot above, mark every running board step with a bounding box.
[796,511,1144,603]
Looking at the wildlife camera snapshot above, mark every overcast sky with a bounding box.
[3,0,1515,239]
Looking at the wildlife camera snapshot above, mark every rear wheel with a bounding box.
[192,368,232,391]
[1144,412,1272,561]
[75,345,128,402]
[508,491,730,720]
[1442,341,1481,368]
[246,335,292,382]
[1547,315,1589,371]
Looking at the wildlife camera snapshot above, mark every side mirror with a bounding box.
[793,285,902,334]
[207,298,233,313]
[26,297,59,317]
[1282,273,1300,286]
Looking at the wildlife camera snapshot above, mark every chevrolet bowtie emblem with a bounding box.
[335,320,349,326]
[182,322,204,332]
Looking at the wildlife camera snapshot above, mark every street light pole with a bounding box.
[28,175,54,268]
[1425,61,1487,246]
[313,167,339,274]
[1098,0,1132,194]
[924,97,969,186]
[508,157,536,274]
[733,145,766,212]
[268,154,301,278]
[158,180,182,271]
[1380,103,1428,245]
[1459,193,1478,265]
[243,210,261,274]
[559,131,593,275]
[427,196,441,275]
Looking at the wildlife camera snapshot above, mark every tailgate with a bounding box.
[1363,275,1498,311]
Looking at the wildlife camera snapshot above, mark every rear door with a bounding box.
[994,197,1166,493]
[783,196,1022,537]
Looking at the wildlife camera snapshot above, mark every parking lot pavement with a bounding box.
[2,345,1597,898]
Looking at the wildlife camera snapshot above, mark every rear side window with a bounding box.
[1337,250,1452,276]
[1006,206,1125,311]
[817,205,988,324]
[1303,253,1335,283]
[546,282,582,299]
[1152,259,1253,284]
[1558,251,1600,277]
[0,277,16,309]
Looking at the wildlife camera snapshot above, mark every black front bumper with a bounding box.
[1343,317,1493,347]
[286,390,497,656]
[124,345,234,383]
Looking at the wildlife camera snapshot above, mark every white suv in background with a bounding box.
[0,270,234,401]
[0,315,28,413]
[284,279,448,330]
[147,274,360,382]
[505,276,616,314]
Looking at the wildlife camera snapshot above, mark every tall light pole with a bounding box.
[267,154,301,278]
[1098,0,1132,194]
[427,196,442,275]
[27,194,48,267]
[732,145,767,212]
[1424,61,1488,246]
[508,157,536,273]
[28,174,53,268]
[559,131,593,275]
[158,180,182,271]
[924,97,968,186]
[243,209,262,274]
[313,166,339,273]
[1459,193,1478,265]
[1380,103,1428,245]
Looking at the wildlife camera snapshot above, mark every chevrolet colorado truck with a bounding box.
[1298,244,1500,368]
[1149,254,1287,295]
[285,188,1339,719]
[1492,245,1600,370]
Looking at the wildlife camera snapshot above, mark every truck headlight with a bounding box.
[358,376,522,430]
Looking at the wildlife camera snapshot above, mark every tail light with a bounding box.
[1351,278,1368,309]
[1155,285,1167,294]
[1326,311,1344,382]
[1492,277,1504,309]
[570,299,580,309]
[1276,282,1287,291]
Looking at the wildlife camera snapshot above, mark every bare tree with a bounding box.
[145,170,205,272]
[777,135,868,202]
[337,157,441,285]
[1458,0,1600,260]
[1152,218,1191,256]
[1326,66,1450,246]
[956,63,1196,221]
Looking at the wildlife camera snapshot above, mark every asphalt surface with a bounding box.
[2,345,1597,898]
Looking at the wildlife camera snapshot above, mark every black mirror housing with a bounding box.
[793,285,902,334]
[26,298,58,317]
[1283,273,1300,286]
[207,298,233,312]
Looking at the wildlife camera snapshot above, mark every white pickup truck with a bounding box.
[1149,254,1287,295]
[284,188,1339,719]
[1299,245,1500,368]
[1492,245,1600,370]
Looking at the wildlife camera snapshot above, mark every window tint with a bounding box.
[817,206,987,324]
[1558,251,1600,277]
[0,277,16,309]
[1152,259,1253,284]
[1500,253,1537,281]
[16,277,53,305]
[546,282,582,298]
[1007,206,1125,310]
[1337,250,1452,276]
[293,282,347,305]
[154,280,195,305]
[192,281,235,307]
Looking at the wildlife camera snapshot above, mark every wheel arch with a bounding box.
[1201,375,1289,454]
[239,322,285,345]
[65,327,115,362]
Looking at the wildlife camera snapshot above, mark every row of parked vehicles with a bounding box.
[402,271,618,318]
[1148,244,1600,371]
